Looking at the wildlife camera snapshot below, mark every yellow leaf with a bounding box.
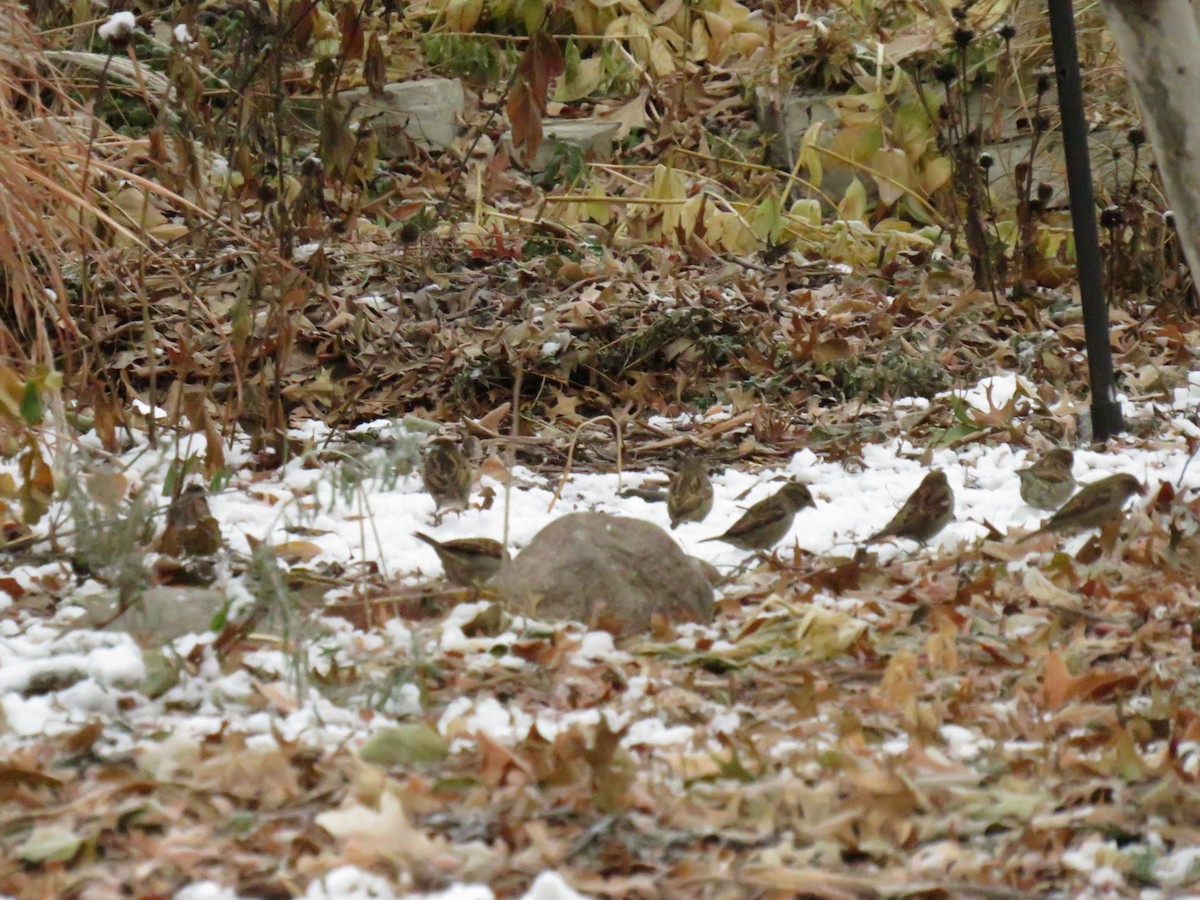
[648,163,686,202]
[651,0,683,25]
[749,193,784,244]
[894,101,935,159]
[920,156,952,194]
[869,147,915,207]
[648,35,676,76]
[677,193,705,241]
[799,120,827,186]
[19,442,53,525]
[703,11,732,59]
[711,210,757,254]
[446,0,483,32]
[582,182,612,225]
[149,223,190,242]
[826,91,886,127]
[615,15,652,65]
[689,19,710,61]
[0,367,24,422]
[110,187,168,231]
[829,122,883,166]
[597,89,650,139]
[838,177,868,222]
[732,31,765,54]
[789,198,822,228]
[554,56,603,102]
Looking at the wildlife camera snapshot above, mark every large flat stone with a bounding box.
[338,78,466,158]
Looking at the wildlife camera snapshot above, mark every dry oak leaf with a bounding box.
[1037,649,1139,710]
[316,787,439,866]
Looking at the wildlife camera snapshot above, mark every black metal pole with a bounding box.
[1047,0,1123,440]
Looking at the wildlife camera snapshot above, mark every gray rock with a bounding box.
[506,118,620,171]
[337,78,465,158]
[756,87,1135,213]
[79,586,227,641]
[492,512,715,636]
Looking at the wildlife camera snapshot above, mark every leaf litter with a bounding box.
[4,375,1200,896]
[7,0,1200,894]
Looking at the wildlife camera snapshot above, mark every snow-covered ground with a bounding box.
[4,371,1200,898]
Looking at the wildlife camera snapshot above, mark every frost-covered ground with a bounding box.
[4,371,1200,898]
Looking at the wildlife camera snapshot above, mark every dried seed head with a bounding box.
[1099,205,1125,229]
[934,62,957,85]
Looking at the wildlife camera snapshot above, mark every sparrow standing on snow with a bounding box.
[159,484,222,556]
[422,438,472,513]
[414,532,506,586]
[668,456,714,529]
[1017,448,1076,510]
[702,481,815,551]
[866,469,955,545]
[1030,473,1144,536]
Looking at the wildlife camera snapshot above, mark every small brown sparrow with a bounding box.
[1031,473,1143,535]
[668,456,714,529]
[866,469,954,544]
[414,532,506,586]
[422,439,472,512]
[1017,448,1076,510]
[702,481,814,551]
[159,484,222,556]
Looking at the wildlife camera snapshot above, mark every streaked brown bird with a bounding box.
[866,469,954,544]
[668,456,714,530]
[422,439,472,512]
[1017,448,1076,510]
[1031,473,1143,536]
[702,481,814,551]
[159,484,222,557]
[414,532,506,586]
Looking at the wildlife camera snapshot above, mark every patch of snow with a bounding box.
[949,373,1031,412]
[521,872,593,900]
[440,695,534,746]
[174,881,241,900]
[570,631,624,662]
[1154,845,1200,886]
[940,724,994,761]
[305,866,403,898]
[1063,836,1126,887]
[623,717,693,747]
[293,243,322,263]
[881,734,910,755]
[98,11,136,40]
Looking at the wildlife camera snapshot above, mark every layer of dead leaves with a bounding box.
[7,0,1200,895]
[4,479,1200,897]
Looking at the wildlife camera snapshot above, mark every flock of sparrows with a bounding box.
[414,439,1147,585]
